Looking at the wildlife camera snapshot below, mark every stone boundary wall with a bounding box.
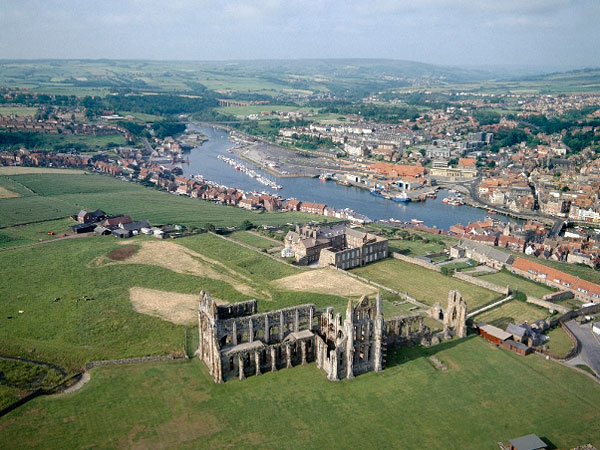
[542,290,574,302]
[390,252,441,272]
[84,355,187,370]
[526,296,570,314]
[467,295,513,319]
[452,272,510,295]
[551,303,600,327]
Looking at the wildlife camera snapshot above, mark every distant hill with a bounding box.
[0,59,597,97]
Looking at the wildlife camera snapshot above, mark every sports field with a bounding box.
[351,258,499,309]
[0,337,598,449]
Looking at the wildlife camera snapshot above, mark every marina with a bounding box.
[182,125,507,230]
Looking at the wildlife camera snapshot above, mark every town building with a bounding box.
[284,224,388,268]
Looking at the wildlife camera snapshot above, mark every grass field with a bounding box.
[351,258,499,309]
[388,237,450,256]
[0,217,77,247]
[0,195,79,228]
[545,326,575,358]
[228,231,279,250]
[0,106,38,116]
[1,337,598,449]
[477,271,557,298]
[0,231,379,375]
[0,170,323,228]
[474,300,551,329]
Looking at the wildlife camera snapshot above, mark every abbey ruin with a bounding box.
[198,289,467,383]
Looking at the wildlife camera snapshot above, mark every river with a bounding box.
[182,125,504,230]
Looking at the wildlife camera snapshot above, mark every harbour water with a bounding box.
[182,125,504,230]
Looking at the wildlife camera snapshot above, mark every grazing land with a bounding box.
[0,170,323,229]
[474,300,551,329]
[351,258,499,309]
[477,271,557,298]
[0,218,77,248]
[1,338,598,449]
[0,105,39,116]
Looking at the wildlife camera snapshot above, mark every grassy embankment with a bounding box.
[0,337,598,449]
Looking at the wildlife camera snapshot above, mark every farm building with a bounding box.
[508,433,547,450]
[501,339,532,356]
[71,223,96,234]
[476,323,511,345]
[77,209,107,224]
[112,229,131,239]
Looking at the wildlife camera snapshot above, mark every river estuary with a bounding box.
[182,125,503,230]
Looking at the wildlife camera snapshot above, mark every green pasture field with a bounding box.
[0,217,77,247]
[118,111,164,122]
[227,231,279,250]
[0,171,324,228]
[350,258,498,309]
[0,106,38,116]
[25,132,127,149]
[473,300,550,329]
[477,271,557,299]
[1,337,598,449]
[216,104,312,117]
[0,195,79,228]
[545,326,575,358]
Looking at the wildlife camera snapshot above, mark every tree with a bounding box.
[240,220,253,230]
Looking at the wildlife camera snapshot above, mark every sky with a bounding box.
[1,0,599,68]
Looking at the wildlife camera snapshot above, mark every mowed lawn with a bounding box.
[477,271,556,298]
[227,231,280,250]
[545,326,575,358]
[0,171,323,228]
[1,338,599,449]
[351,258,499,309]
[474,300,551,329]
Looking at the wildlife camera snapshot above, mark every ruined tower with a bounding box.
[443,290,467,339]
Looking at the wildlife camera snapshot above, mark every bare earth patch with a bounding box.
[108,245,138,261]
[271,267,377,297]
[0,167,86,175]
[0,186,20,199]
[93,240,262,298]
[130,287,226,325]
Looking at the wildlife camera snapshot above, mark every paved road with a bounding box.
[564,319,600,376]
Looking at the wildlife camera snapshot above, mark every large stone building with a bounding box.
[198,289,467,383]
[283,224,388,268]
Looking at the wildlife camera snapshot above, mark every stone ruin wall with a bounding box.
[198,289,468,383]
